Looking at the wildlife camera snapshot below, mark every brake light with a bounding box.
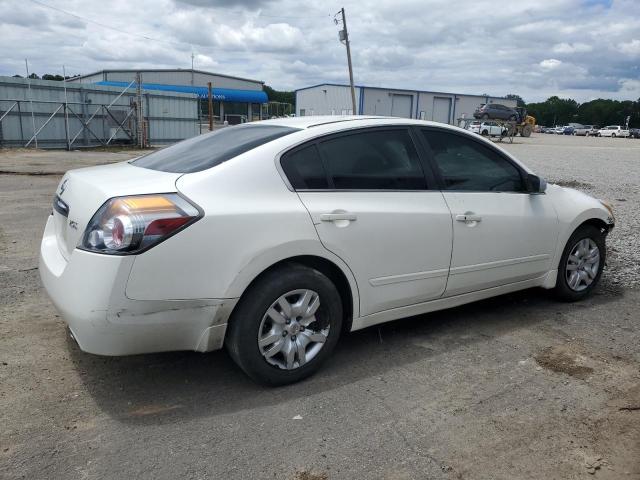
[79,193,201,255]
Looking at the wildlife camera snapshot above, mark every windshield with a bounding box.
[132,124,300,173]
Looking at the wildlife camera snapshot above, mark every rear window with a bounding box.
[132,124,300,173]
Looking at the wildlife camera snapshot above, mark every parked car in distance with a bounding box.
[39,116,616,385]
[627,128,640,139]
[554,126,565,134]
[468,121,507,137]
[473,103,519,121]
[598,125,630,137]
[563,126,575,135]
[574,125,593,136]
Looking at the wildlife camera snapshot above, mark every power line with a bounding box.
[29,0,330,42]
[29,0,191,48]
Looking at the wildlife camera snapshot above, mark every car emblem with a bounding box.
[68,220,78,230]
[59,179,68,196]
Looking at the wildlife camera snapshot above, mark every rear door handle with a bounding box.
[320,212,357,222]
[455,214,482,222]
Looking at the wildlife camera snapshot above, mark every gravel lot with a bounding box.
[1,135,639,480]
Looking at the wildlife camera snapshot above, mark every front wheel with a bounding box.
[554,224,606,301]
[612,133,616,138]
[226,264,343,385]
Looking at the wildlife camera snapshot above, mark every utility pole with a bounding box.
[25,59,38,149]
[191,51,195,86]
[337,8,357,115]
[208,82,214,131]
[136,72,144,148]
[62,65,70,151]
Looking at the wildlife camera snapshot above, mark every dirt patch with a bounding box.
[293,471,328,480]
[535,345,594,379]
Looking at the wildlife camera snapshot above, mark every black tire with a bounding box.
[481,129,489,136]
[553,224,606,302]
[226,264,343,386]
[482,113,489,120]
[612,133,616,138]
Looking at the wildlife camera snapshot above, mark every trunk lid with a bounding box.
[52,161,182,260]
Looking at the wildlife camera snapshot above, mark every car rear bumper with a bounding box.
[39,215,236,356]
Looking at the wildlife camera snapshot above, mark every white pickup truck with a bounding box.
[597,125,630,137]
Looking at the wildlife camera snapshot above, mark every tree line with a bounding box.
[507,93,639,128]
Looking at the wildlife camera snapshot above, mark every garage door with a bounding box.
[391,94,413,118]
[432,97,452,124]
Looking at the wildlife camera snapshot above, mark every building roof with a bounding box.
[95,80,268,103]
[295,83,509,100]
[72,68,264,85]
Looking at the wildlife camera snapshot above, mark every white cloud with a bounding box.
[618,39,640,56]
[0,0,639,102]
[552,42,593,54]
[540,59,563,70]
[618,78,640,96]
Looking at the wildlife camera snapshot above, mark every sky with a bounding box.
[0,0,639,103]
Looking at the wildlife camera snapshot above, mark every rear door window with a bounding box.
[316,129,426,190]
[132,124,300,173]
[280,145,328,189]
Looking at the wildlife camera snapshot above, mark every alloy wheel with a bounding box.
[257,289,329,370]
[565,238,600,291]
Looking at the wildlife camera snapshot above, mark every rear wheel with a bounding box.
[554,225,606,301]
[612,133,616,138]
[520,124,532,137]
[226,264,343,385]
[481,129,489,136]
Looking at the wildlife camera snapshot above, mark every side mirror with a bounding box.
[526,173,547,194]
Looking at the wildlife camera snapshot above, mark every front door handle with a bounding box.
[455,213,482,222]
[320,212,357,222]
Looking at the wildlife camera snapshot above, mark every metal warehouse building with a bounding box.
[0,76,199,148]
[71,69,268,123]
[295,84,516,125]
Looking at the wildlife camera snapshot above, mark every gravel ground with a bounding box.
[1,136,639,480]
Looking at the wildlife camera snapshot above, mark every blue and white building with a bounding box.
[70,68,268,122]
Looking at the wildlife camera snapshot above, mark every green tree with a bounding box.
[263,85,294,105]
[42,74,65,81]
[526,96,579,126]
[505,94,526,107]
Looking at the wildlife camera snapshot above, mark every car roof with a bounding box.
[248,115,466,133]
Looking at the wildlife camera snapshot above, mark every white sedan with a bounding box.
[467,121,507,137]
[40,116,615,385]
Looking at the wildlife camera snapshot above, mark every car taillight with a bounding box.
[79,193,201,255]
